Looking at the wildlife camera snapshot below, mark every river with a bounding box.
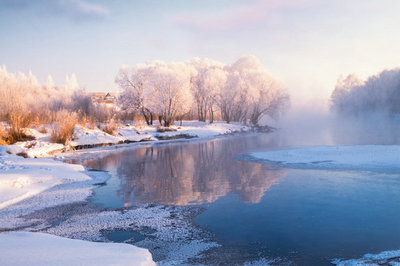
[69,133,400,265]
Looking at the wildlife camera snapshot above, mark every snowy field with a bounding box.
[0,232,154,266]
[248,145,400,169]
[6,121,251,158]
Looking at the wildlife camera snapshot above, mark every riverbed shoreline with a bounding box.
[5,121,267,158]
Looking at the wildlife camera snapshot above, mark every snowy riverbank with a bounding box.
[0,150,90,210]
[6,121,251,158]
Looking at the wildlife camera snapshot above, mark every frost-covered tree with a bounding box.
[220,55,289,125]
[116,65,154,125]
[0,67,45,139]
[0,66,93,126]
[331,74,364,115]
[331,68,400,116]
[0,66,25,120]
[189,58,226,122]
[45,75,55,90]
[65,74,79,91]
[115,56,289,126]
[116,61,194,126]
[143,61,194,127]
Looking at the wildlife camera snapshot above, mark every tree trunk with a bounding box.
[164,118,172,127]
[142,108,150,125]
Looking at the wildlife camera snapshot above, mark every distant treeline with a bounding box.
[331,68,400,117]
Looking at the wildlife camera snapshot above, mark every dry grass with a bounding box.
[7,130,35,144]
[100,119,118,136]
[5,111,35,144]
[50,110,78,145]
[156,124,177,132]
[0,125,8,145]
[38,126,47,134]
[134,117,146,130]
[77,116,96,130]
[87,122,96,130]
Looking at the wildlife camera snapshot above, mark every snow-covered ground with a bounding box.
[0,148,90,210]
[6,121,251,158]
[248,145,400,169]
[0,232,154,266]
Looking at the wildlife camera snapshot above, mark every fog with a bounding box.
[267,66,400,147]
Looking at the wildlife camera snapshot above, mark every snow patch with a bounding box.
[332,249,400,265]
[0,153,90,210]
[248,145,400,169]
[0,231,155,266]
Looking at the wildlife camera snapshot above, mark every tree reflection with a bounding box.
[84,137,287,206]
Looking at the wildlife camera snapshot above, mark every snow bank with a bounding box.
[0,151,90,210]
[71,121,248,147]
[0,232,155,266]
[248,145,400,169]
[7,141,64,157]
[161,121,250,138]
[5,121,251,157]
[71,125,123,146]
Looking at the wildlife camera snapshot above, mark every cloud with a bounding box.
[173,0,311,32]
[0,0,110,20]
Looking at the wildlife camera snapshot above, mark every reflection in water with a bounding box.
[83,136,286,207]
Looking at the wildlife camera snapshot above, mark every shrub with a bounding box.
[7,130,35,144]
[6,111,34,144]
[50,110,78,145]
